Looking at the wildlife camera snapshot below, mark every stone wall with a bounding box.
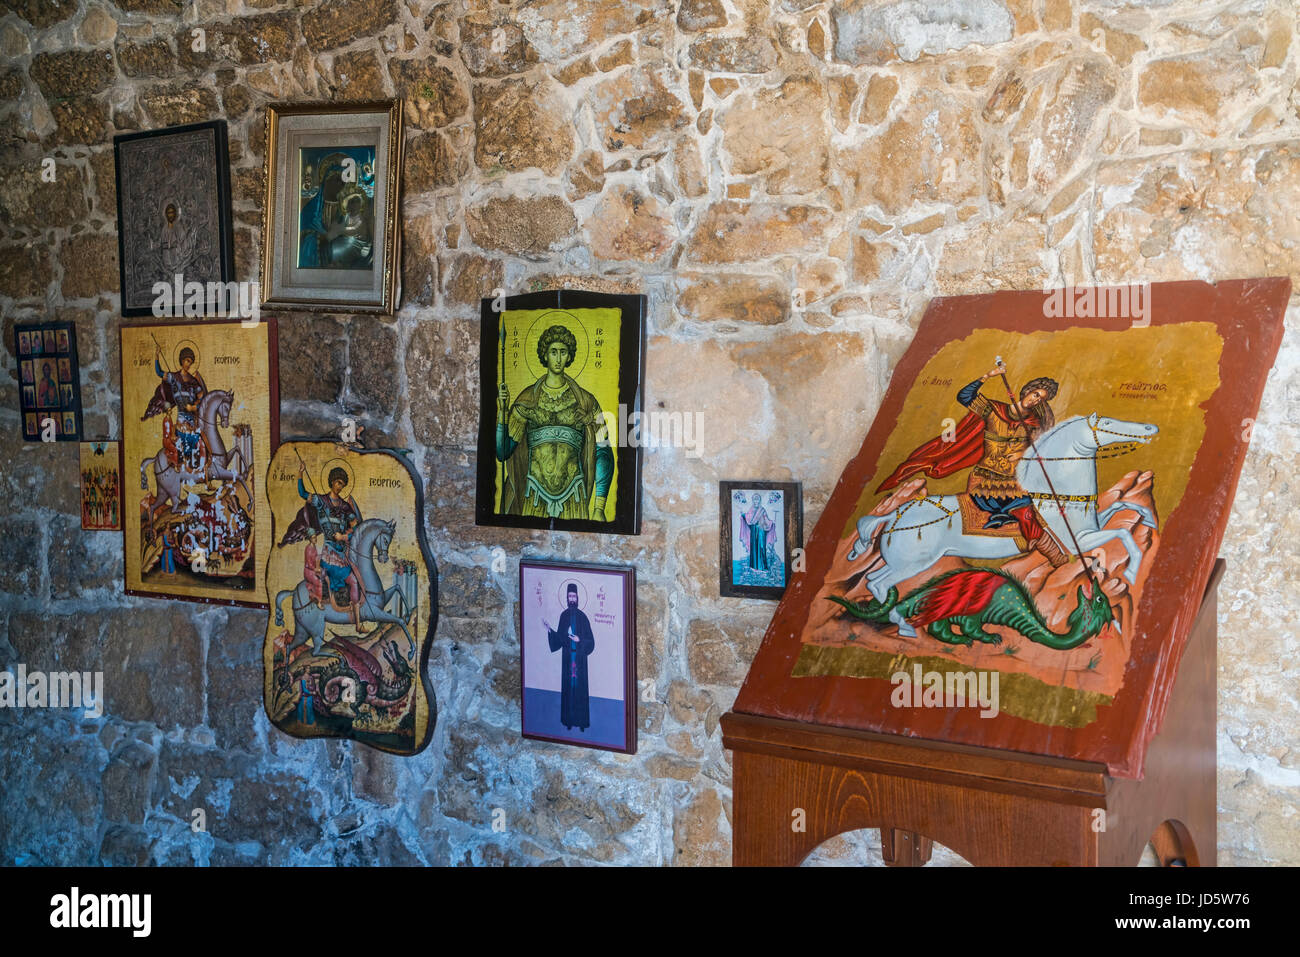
[1,0,1297,866]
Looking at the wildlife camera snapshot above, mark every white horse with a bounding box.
[847,414,1159,636]
[274,518,415,660]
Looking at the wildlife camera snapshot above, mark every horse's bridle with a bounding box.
[1087,412,1152,443]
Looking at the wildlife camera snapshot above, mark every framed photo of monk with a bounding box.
[119,318,279,606]
[719,481,803,600]
[114,120,234,317]
[260,101,403,314]
[519,559,636,754]
[476,289,648,536]
[14,321,81,442]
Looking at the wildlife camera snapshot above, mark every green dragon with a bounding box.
[827,567,1118,650]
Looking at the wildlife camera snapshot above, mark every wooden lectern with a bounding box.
[725,280,1289,867]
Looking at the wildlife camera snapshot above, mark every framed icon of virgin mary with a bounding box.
[260,101,403,314]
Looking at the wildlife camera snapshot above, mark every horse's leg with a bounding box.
[1077,527,1143,584]
[1098,501,1157,529]
[361,599,416,658]
[848,515,887,561]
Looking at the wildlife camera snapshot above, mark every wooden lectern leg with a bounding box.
[882,829,933,867]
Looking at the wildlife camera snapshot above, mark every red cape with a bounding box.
[876,402,1039,493]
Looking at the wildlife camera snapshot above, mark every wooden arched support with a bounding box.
[723,560,1222,868]
[1150,820,1200,868]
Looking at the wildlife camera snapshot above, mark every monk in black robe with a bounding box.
[545,583,595,731]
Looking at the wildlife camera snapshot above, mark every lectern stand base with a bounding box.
[722,560,1222,867]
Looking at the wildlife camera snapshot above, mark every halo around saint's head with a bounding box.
[556,577,589,611]
[174,339,200,369]
[524,310,590,382]
[321,458,355,498]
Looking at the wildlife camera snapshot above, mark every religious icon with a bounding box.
[17,331,29,355]
[80,441,122,531]
[114,121,234,317]
[263,441,438,755]
[477,289,647,535]
[719,481,803,600]
[261,102,402,313]
[14,322,81,442]
[520,560,636,754]
[296,147,376,270]
[120,319,278,605]
[734,279,1290,777]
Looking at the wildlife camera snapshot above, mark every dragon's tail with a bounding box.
[826,587,899,623]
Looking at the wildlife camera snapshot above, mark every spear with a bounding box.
[992,356,1103,596]
[150,332,172,373]
[292,446,320,496]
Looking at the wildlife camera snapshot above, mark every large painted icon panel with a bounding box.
[120,319,278,606]
[733,279,1290,777]
[113,120,235,317]
[263,442,437,756]
[476,290,647,536]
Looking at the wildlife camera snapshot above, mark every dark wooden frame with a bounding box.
[518,558,637,755]
[260,100,403,314]
[119,316,280,609]
[263,440,439,756]
[719,480,803,600]
[113,120,235,318]
[15,320,82,442]
[476,289,648,536]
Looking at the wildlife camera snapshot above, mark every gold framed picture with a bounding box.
[260,101,403,314]
[120,318,279,606]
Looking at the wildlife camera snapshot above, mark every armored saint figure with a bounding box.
[142,345,207,472]
[495,324,614,521]
[877,361,1069,567]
